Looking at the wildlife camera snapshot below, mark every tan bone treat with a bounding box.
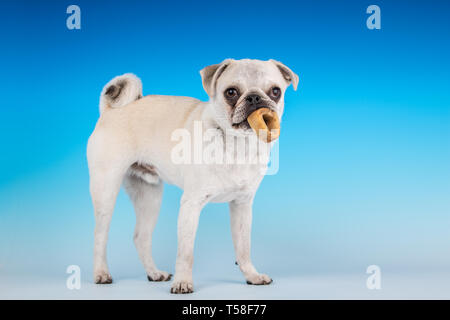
[247,108,280,143]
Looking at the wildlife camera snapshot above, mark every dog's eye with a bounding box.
[271,87,281,98]
[225,88,238,98]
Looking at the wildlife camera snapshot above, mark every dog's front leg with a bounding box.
[170,194,207,294]
[229,199,273,285]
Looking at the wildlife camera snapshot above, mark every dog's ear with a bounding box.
[270,59,299,91]
[200,59,232,97]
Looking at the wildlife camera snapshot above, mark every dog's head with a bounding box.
[200,59,298,134]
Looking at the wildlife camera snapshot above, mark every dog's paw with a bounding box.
[147,270,172,282]
[170,280,194,294]
[246,273,273,285]
[94,271,113,284]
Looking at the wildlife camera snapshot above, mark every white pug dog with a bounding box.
[87,58,298,293]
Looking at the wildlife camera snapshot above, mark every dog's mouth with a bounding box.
[232,119,252,131]
[232,105,270,131]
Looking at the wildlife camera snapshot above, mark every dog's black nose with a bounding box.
[246,94,261,105]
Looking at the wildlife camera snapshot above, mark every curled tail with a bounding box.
[99,73,143,114]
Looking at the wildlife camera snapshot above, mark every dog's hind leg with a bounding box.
[123,174,172,282]
[89,149,129,284]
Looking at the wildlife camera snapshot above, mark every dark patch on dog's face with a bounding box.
[231,91,276,129]
[105,80,126,100]
[241,93,268,117]
[267,86,281,103]
[223,87,241,107]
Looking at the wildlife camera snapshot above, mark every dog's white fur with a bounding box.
[87,58,298,293]
[99,73,143,114]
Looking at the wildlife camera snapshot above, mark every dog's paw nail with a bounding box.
[147,271,172,282]
[94,272,113,284]
[170,281,194,294]
[246,274,272,285]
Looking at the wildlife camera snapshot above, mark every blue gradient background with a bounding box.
[0,0,449,298]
